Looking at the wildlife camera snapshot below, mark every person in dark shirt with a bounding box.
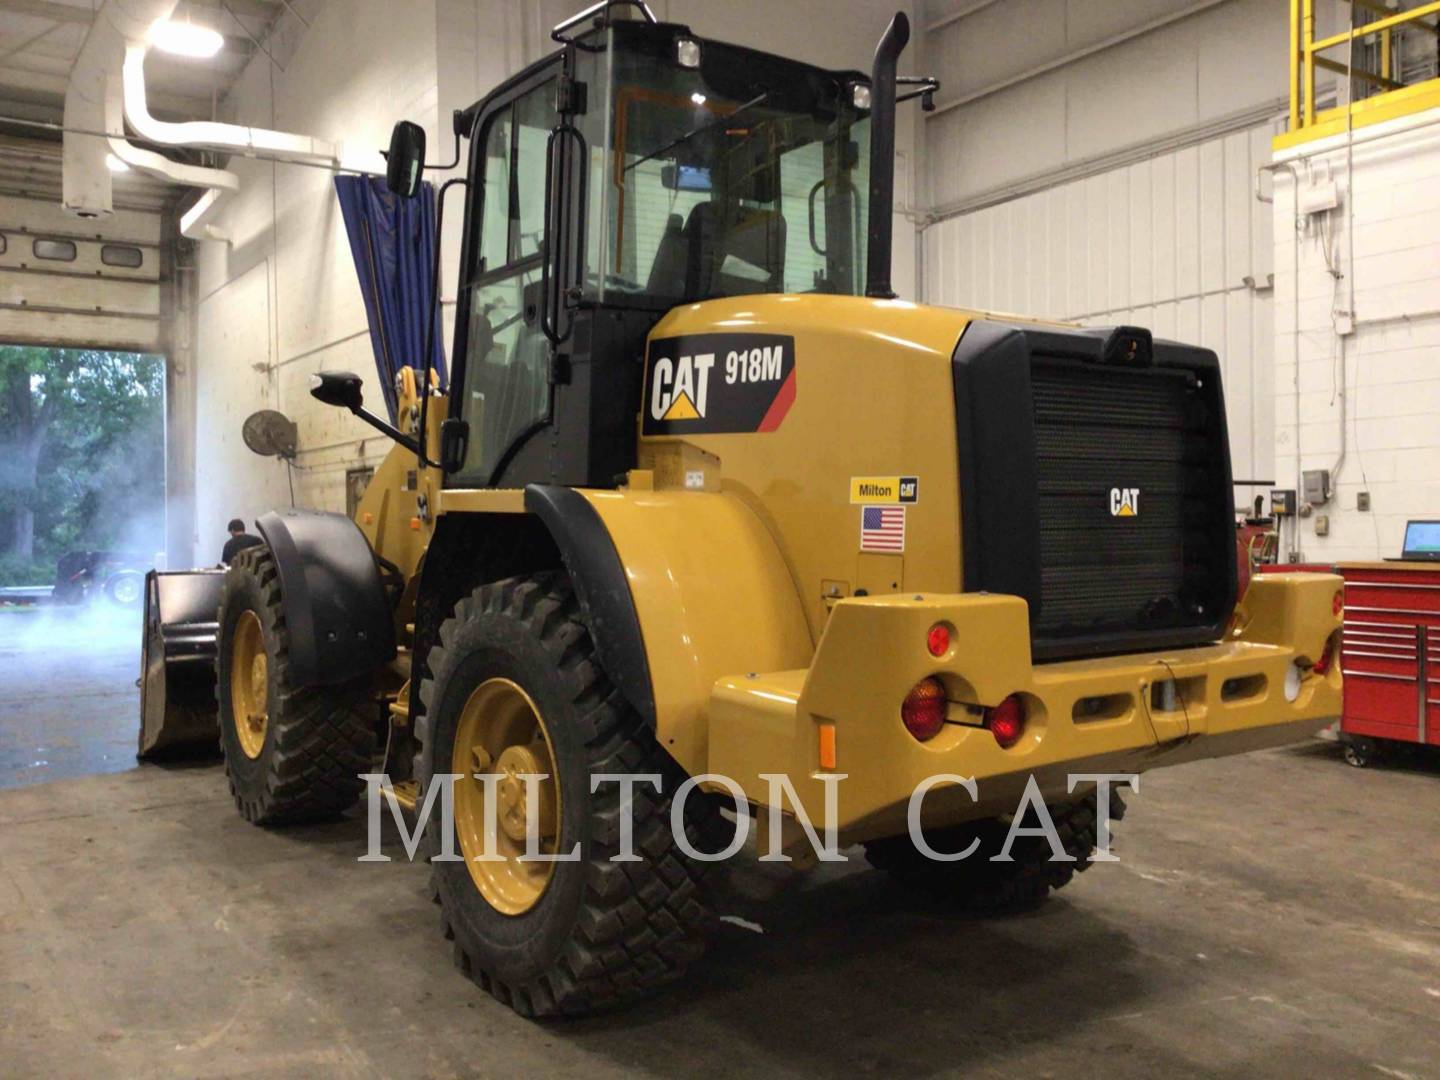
[221,518,263,565]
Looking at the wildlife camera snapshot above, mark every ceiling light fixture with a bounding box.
[148,18,224,59]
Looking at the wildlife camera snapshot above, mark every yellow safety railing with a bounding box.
[1278,0,1440,149]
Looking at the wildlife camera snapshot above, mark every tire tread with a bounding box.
[416,570,716,1017]
[218,546,376,825]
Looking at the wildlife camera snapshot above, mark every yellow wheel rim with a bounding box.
[452,678,561,915]
[230,610,269,759]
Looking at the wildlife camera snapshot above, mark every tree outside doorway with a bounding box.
[0,345,165,588]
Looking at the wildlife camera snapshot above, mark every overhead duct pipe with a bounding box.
[104,87,239,240]
[65,0,240,236]
[62,0,179,217]
[65,0,343,239]
[121,43,341,165]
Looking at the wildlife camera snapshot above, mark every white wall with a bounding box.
[920,0,1312,211]
[1272,109,1440,563]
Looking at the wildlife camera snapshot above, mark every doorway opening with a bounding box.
[0,343,166,789]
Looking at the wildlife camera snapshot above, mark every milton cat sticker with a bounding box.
[643,333,796,435]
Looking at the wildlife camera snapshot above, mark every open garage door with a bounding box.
[0,194,162,352]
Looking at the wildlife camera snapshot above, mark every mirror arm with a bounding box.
[896,75,941,111]
[351,404,423,457]
[424,110,465,171]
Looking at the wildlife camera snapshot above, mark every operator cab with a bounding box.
[382,2,931,490]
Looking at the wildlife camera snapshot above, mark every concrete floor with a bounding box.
[2,612,1439,1078]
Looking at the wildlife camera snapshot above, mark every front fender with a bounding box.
[256,509,396,687]
[527,485,813,775]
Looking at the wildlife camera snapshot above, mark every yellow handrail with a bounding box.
[1308,0,1440,54]
[1281,0,1440,149]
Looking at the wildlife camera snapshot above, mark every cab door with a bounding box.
[448,64,562,486]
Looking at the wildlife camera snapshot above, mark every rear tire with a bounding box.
[216,546,377,825]
[416,571,718,1018]
[863,791,1123,912]
[105,570,144,607]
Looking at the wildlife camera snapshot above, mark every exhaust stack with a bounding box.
[864,11,909,300]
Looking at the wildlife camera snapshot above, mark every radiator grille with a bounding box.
[1030,357,1221,642]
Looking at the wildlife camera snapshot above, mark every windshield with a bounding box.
[586,22,871,305]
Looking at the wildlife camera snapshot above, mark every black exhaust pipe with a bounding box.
[865,11,909,300]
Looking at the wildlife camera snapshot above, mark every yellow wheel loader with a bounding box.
[149,1,1344,1018]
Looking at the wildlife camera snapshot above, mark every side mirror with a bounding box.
[309,370,425,459]
[660,163,712,192]
[385,121,426,198]
[310,370,365,412]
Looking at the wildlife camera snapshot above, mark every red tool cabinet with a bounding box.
[1255,560,1439,765]
[1336,562,1440,761]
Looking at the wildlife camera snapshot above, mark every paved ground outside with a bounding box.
[0,603,154,790]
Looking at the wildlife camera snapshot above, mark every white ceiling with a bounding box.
[0,0,289,211]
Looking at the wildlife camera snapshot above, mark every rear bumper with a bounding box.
[707,573,1343,844]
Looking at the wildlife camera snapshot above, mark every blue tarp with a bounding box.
[334,175,446,421]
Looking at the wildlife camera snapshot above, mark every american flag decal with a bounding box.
[860,506,906,552]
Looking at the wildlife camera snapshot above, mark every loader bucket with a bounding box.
[138,569,225,759]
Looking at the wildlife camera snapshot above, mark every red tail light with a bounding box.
[986,694,1025,748]
[1333,590,1344,617]
[901,677,947,741]
[926,622,951,657]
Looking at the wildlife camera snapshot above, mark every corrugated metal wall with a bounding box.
[922,122,1277,486]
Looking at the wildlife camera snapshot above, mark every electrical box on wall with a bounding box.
[1299,177,1340,215]
[1302,469,1331,506]
[1271,489,1297,516]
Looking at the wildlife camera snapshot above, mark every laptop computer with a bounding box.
[1388,520,1440,562]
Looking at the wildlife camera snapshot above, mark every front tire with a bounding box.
[216,546,377,824]
[864,791,1122,912]
[416,571,716,1017]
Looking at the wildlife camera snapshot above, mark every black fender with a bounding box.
[255,509,396,687]
[524,485,657,727]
